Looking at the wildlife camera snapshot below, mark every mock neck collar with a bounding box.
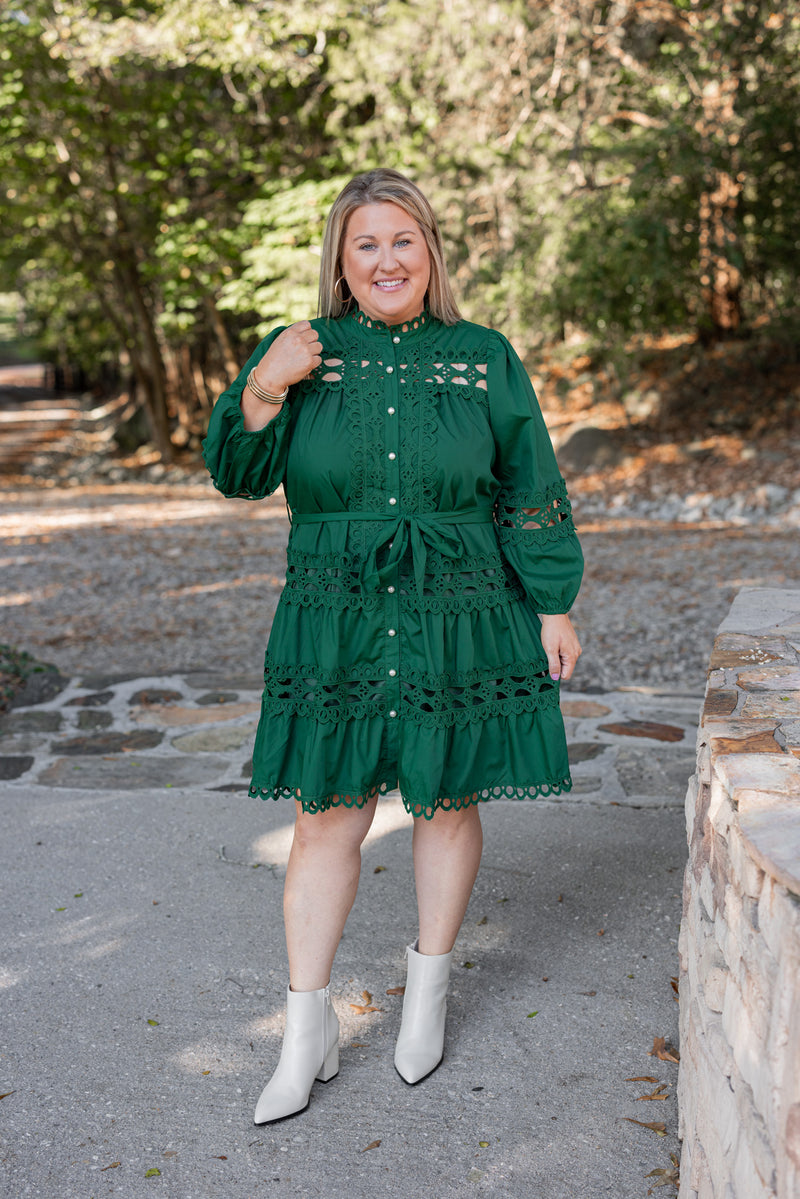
[348,307,430,337]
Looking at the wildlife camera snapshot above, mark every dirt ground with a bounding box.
[2,480,798,695]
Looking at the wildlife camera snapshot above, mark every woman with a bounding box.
[203,168,583,1124]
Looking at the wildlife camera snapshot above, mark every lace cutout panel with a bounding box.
[260,658,557,728]
[283,545,525,613]
[495,479,576,544]
[283,548,380,612]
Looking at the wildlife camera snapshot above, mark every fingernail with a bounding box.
[550,672,560,680]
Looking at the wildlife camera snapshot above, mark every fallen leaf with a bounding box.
[162,1151,178,1158]
[147,1019,159,1027]
[477,916,488,925]
[645,1154,681,1193]
[626,1076,659,1083]
[373,866,386,873]
[0,1091,15,1100]
[351,1042,369,1048]
[637,1091,669,1101]
[212,1155,227,1160]
[598,929,605,936]
[527,1011,538,1018]
[348,1004,381,1015]
[649,1036,680,1064]
[386,985,405,996]
[361,1140,381,1152]
[201,1070,211,1075]
[478,1141,490,1148]
[100,1162,120,1171]
[670,977,679,997]
[579,990,597,997]
[361,990,372,1004]
[623,1118,667,1136]
[144,1167,162,1177]
[463,961,476,969]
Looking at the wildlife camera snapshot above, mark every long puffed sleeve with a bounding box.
[202,327,294,500]
[487,331,583,613]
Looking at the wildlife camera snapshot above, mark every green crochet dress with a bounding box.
[203,308,583,819]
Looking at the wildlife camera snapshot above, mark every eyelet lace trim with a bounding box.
[494,478,576,544]
[282,545,526,613]
[259,658,557,728]
[350,309,428,334]
[249,778,573,818]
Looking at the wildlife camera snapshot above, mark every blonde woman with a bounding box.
[204,169,583,1123]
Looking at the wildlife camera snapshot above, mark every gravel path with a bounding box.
[2,482,799,692]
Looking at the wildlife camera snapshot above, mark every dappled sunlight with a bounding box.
[249,792,413,868]
[37,911,136,952]
[0,966,27,990]
[0,496,288,537]
[161,573,284,598]
[172,1037,266,1077]
[0,585,60,607]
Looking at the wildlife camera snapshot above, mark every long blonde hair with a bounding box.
[318,169,462,325]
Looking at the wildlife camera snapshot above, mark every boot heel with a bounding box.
[316,1041,339,1082]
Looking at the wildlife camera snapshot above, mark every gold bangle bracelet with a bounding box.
[247,369,289,405]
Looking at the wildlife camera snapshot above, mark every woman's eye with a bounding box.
[395,239,410,248]
[358,242,377,251]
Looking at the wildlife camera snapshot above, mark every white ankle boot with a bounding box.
[253,984,339,1124]
[394,941,454,1084]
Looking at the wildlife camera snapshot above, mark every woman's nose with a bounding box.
[378,242,399,270]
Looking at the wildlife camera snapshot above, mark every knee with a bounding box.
[292,801,373,855]
[416,803,483,845]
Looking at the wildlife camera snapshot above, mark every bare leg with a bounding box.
[412,803,483,955]
[283,796,379,991]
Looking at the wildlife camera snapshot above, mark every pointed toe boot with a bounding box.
[394,941,454,1085]
[253,985,339,1124]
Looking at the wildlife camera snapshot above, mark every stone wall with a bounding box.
[679,588,800,1198]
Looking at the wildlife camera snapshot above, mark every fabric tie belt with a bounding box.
[290,508,494,598]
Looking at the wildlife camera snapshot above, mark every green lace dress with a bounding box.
[203,309,583,819]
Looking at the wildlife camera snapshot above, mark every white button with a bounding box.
[387,407,396,415]
[389,709,398,718]
[388,628,396,637]
[386,365,394,374]
[393,336,400,343]
[388,668,397,677]
[388,451,396,460]
[387,585,395,593]
[388,497,397,506]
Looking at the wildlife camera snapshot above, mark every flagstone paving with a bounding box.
[1,669,701,806]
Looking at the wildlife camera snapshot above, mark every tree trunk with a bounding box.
[699,170,742,336]
[205,296,241,384]
[696,76,743,338]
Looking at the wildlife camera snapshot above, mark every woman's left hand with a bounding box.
[539,613,582,682]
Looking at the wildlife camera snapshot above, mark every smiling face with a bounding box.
[340,202,431,325]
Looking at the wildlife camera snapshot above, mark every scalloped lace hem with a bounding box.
[248,777,573,819]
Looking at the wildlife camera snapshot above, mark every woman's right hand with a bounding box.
[252,321,323,394]
[241,321,323,431]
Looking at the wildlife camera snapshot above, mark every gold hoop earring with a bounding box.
[334,275,349,303]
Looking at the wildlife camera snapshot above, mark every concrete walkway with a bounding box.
[1,671,697,1198]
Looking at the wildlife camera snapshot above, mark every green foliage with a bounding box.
[0,0,798,451]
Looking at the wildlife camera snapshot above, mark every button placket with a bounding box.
[383,330,402,731]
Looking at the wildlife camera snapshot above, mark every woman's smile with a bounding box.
[341,201,431,324]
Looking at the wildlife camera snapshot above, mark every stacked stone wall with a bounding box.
[679,588,800,1198]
